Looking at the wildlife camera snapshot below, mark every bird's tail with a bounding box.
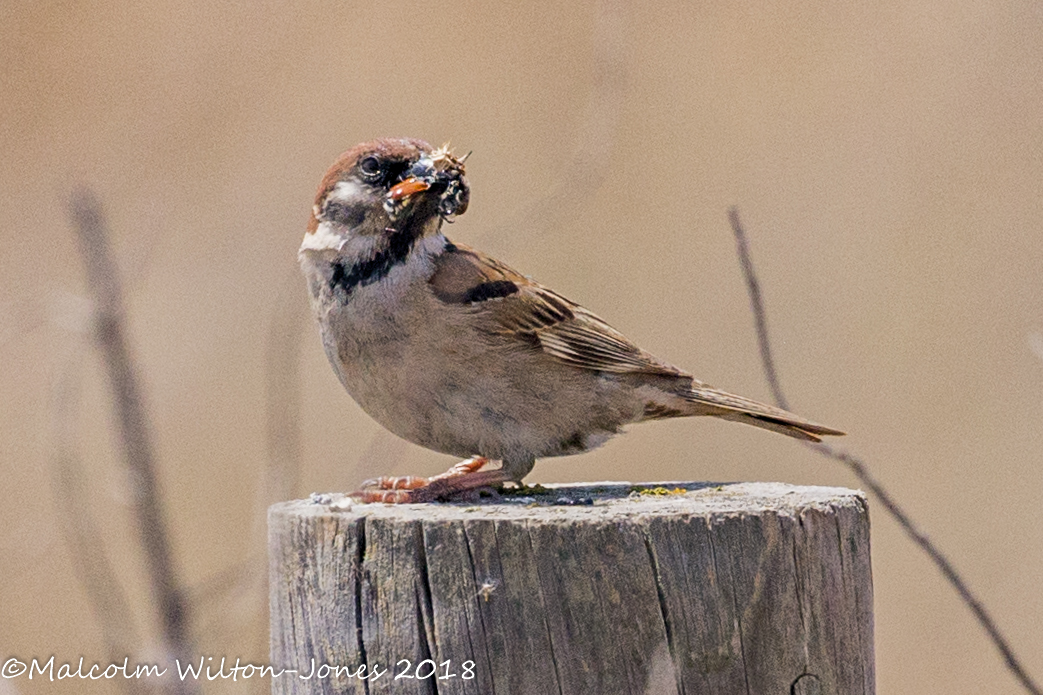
[682,386,845,442]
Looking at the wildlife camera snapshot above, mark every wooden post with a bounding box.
[269,482,874,695]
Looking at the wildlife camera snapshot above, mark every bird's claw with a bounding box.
[349,457,499,503]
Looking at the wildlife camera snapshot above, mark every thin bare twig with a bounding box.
[49,342,152,695]
[728,208,789,412]
[728,206,1042,695]
[68,190,197,695]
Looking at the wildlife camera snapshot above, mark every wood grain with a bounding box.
[269,482,874,694]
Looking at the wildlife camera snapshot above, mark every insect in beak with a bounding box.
[388,177,432,202]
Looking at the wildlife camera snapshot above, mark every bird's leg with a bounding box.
[501,454,536,481]
[350,456,509,503]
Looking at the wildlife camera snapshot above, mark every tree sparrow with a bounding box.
[299,138,843,502]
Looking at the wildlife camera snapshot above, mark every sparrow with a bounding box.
[299,138,844,503]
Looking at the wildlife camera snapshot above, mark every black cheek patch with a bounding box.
[463,280,519,303]
[323,200,366,229]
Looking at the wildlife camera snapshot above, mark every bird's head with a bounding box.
[301,138,469,257]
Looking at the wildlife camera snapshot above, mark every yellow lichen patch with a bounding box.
[630,486,688,496]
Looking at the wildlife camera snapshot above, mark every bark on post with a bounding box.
[269,481,874,695]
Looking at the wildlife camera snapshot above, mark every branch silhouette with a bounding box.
[728,206,1041,695]
[68,189,198,695]
[49,344,151,695]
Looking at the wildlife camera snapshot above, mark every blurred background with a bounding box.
[3,0,1042,693]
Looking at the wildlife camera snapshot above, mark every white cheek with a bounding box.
[328,179,365,205]
[299,222,347,253]
[299,180,374,254]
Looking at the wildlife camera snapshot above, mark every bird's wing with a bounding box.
[429,242,846,441]
[429,242,687,378]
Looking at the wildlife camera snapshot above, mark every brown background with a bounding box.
[3,1,1042,693]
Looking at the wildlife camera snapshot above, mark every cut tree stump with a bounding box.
[269,481,874,695]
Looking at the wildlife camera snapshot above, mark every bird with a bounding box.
[298,137,843,502]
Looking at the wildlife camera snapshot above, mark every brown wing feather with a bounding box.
[429,242,845,441]
[429,242,685,378]
[535,305,684,376]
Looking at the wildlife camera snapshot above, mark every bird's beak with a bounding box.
[388,177,432,202]
[383,147,469,221]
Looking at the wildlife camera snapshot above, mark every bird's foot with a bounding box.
[350,457,508,503]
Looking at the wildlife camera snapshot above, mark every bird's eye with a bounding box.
[358,156,383,180]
